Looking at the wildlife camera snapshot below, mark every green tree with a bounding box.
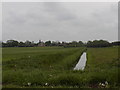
[18,42,25,47]
[78,41,84,46]
[45,41,51,46]
[87,40,111,47]
[6,40,19,47]
[25,40,32,47]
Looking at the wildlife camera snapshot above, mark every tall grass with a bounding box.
[85,47,119,88]
[2,47,119,88]
[3,47,86,87]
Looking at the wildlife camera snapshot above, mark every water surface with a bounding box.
[74,52,87,70]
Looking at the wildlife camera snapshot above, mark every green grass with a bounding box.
[2,47,86,88]
[2,46,120,88]
[85,47,119,88]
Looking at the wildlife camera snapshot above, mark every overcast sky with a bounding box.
[2,2,118,42]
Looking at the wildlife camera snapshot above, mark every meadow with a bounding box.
[2,46,119,88]
[2,47,86,88]
[85,47,119,88]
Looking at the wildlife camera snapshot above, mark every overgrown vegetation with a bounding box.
[2,46,119,88]
[85,47,120,88]
[2,47,85,88]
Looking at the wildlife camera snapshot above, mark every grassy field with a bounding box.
[85,47,119,88]
[2,46,119,88]
[2,47,86,88]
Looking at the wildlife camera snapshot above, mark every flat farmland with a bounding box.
[2,46,119,88]
[85,47,119,88]
[2,47,86,88]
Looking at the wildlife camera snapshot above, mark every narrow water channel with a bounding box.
[74,52,87,70]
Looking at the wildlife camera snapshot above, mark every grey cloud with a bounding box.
[2,2,118,42]
[43,2,76,21]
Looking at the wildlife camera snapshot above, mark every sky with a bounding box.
[2,2,118,42]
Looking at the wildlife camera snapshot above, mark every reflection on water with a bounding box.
[74,52,87,70]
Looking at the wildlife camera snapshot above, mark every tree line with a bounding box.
[1,39,120,48]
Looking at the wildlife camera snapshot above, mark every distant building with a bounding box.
[38,40,45,47]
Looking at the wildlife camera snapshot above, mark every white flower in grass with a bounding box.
[49,74,52,77]
[101,83,105,87]
[99,83,102,86]
[105,81,108,85]
[28,56,31,58]
[45,83,48,86]
[28,82,31,86]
